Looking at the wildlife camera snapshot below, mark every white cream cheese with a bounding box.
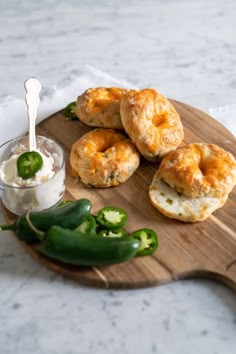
[0,137,65,215]
[0,149,55,187]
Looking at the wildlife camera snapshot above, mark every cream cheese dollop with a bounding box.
[0,149,55,187]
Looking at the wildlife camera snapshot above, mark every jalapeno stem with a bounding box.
[25,210,45,241]
[0,223,16,231]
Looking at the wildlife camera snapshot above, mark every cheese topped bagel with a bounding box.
[70,128,140,188]
[76,87,127,130]
[120,88,184,162]
[149,143,236,222]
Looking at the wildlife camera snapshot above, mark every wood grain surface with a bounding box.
[4,100,236,290]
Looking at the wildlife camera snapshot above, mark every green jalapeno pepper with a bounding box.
[17,151,43,179]
[0,199,91,243]
[38,226,140,266]
[63,101,77,120]
[96,206,128,230]
[75,215,97,235]
[130,228,158,256]
[99,228,127,238]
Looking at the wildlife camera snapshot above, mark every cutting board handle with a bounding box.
[177,266,236,292]
[218,263,236,291]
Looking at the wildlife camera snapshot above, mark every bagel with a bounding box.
[70,128,140,188]
[76,87,127,130]
[120,88,184,162]
[149,143,236,222]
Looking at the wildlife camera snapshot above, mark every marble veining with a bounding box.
[0,0,236,110]
[0,1,236,354]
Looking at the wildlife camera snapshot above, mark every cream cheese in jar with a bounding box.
[0,135,65,215]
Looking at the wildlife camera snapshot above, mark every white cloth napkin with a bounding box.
[0,66,135,145]
[0,65,235,145]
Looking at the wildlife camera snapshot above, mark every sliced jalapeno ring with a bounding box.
[130,228,158,256]
[17,151,43,179]
[75,215,97,235]
[63,101,77,120]
[99,228,127,238]
[96,206,128,230]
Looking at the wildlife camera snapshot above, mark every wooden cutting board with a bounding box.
[4,100,236,290]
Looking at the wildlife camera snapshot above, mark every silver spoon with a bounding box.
[24,78,41,151]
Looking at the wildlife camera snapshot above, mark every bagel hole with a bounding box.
[199,161,207,176]
[152,114,166,127]
[100,145,115,154]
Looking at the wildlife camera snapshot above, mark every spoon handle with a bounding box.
[24,78,41,151]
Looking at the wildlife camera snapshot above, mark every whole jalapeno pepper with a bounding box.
[130,228,158,256]
[96,206,128,230]
[38,226,141,266]
[0,199,91,244]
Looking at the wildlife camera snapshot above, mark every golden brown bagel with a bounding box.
[70,128,140,188]
[120,88,184,162]
[76,87,127,130]
[149,143,236,222]
[157,143,236,198]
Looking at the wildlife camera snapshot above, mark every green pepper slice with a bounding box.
[17,151,43,179]
[96,206,128,230]
[99,228,127,238]
[75,215,97,235]
[63,101,77,120]
[130,228,158,256]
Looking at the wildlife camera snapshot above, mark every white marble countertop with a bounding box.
[0,1,235,354]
